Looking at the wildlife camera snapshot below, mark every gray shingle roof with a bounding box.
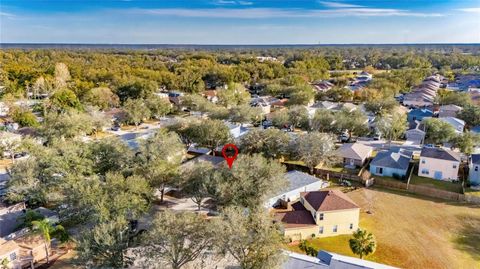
[283,171,320,193]
[420,147,460,162]
[370,149,412,170]
[472,154,480,165]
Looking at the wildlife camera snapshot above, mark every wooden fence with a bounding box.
[283,161,480,205]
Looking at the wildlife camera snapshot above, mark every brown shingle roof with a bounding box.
[301,190,359,212]
[275,210,316,228]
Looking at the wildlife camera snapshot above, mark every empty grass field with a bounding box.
[286,187,480,269]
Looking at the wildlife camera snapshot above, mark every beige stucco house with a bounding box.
[418,147,461,181]
[0,239,21,269]
[275,190,360,241]
[336,143,373,168]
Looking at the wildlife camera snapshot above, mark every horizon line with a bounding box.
[1,42,480,46]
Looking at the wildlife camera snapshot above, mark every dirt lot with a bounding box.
[288,187,480,269]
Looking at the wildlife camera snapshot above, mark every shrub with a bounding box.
[52,225,70,243]
[12,110,39,127]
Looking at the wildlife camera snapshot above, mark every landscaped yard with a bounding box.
[286,187,480,269]
[409,174,463,193]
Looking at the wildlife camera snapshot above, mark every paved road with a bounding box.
[356,138,422,154]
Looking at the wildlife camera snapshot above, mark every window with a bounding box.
[350,223,353,230]
[9,252,17,261]
[475,166,479,172]
[421,169,429,175]
[319,226,324,234]
[453,164,457,169]
[319,213,324,220]
[376,167,383,174]
[421,159,425,164]
[333,225,338,233]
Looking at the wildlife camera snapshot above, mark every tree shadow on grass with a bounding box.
[454,214,480,261]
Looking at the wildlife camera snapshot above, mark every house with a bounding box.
[225,122,249,139]
[1,233,52,269]
[337,103,358,113]
[469,154,480,187]
[407,108,433,122]
[187,145,211,156]
[471,125,480,135]
[336,143,373,168]
[0,203,26,238]
[0,239,21,269]
[370,148,412,179]
[469,89,480,106]
[405,121,425,145]
[311,81,333,93]
[202,90,218,103]
[438,117,465,134]
[266,171,329,208]
[282,250,398,269]
[403,76,442,107]
[438,104,463,118]
[181,154,225,169]
[275,190,360,240]
[14,234,50,265]
[418,147,461,181]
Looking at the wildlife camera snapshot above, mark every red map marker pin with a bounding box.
[221,144,238,169]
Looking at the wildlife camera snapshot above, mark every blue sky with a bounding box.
[1,0,479,44]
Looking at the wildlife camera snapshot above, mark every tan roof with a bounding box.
[336,143,373,161]
[0,240,19,255]
[301,190,359,212]
[14,234,44,249]
[203,90,217,97]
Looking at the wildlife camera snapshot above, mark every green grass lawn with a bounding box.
[286,234,354,257]
[409,175,462,193]
[373,175,402,182]
[286,187,480,268]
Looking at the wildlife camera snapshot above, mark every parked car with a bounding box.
[373,133,382,140]
[340,130,350,142]
[111,126,120,131]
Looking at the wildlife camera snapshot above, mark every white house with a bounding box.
[266,171,328,208]
[282,250,399,269]
[418,147,461,181]
[225,122,249,139]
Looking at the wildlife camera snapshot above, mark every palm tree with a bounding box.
[349,228,377,259]
[31,219,52,264]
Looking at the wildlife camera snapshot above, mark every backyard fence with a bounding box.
[314,169,363,182]
[283,161,480,205]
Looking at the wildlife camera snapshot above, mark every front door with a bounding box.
[434,171,443,180]
[350,159,355,166]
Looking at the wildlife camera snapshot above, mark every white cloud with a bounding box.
[457,8,480,13]
[238,1,253,5]
[214,0,253,5]
[130,8,443,18]
[318,1,364,8]
[0,12,15,18]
